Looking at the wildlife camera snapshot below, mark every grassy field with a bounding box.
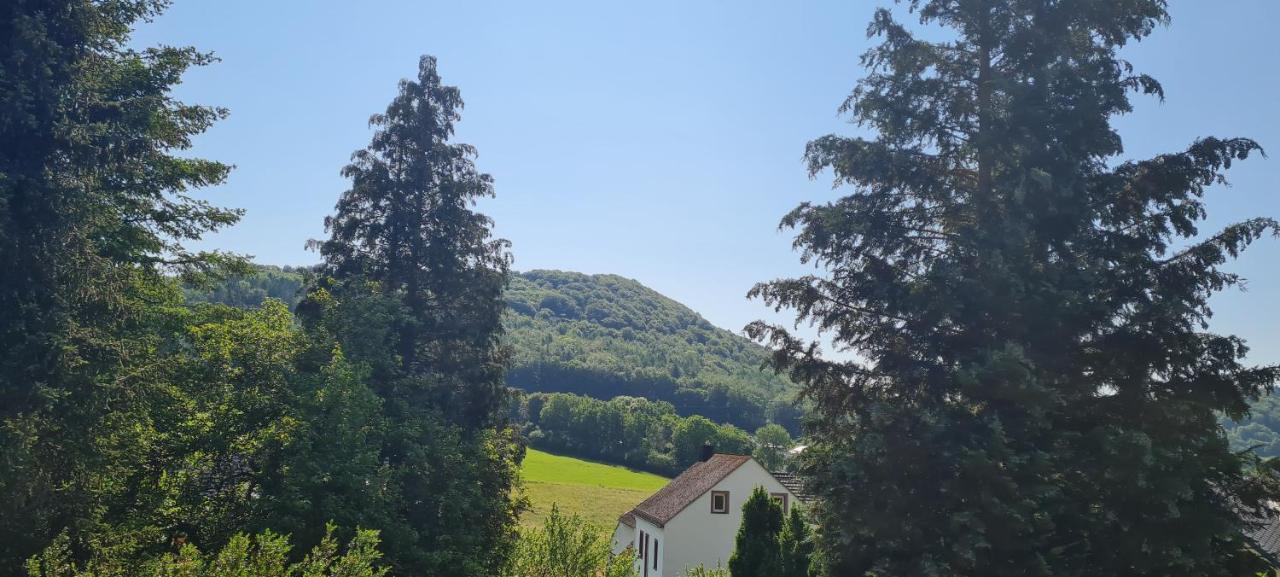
[520,448,669,529]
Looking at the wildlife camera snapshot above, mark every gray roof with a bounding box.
[771,471,813,503]
[1247,508,1280,561]
[625,454,752,527]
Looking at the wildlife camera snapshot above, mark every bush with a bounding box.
[25,524,386,577]
[505,505,636,577]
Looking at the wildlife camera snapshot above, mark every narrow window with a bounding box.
[653,539,659,570]
[642,532,649,577]
[711,490,729,514]
[771,492,789,515]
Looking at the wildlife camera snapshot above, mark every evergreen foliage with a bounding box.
[748,1,1280,576]
[777,507,814,577]
[0,0,244,571]
[727,488,783,577]
[303,54,523,576]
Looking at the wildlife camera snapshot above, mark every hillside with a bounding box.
[186,267,801,432]
[505,270,800,431]
[519,448,668,528]
[1225,394,1280,458]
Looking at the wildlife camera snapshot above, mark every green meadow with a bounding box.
[520,448,669,529]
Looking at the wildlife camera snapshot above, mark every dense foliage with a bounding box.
[512,392,791,476]
[504,505,637,577]
[184,265,308,308]
[749,1,1280,576]
[1225,396,1280,458]
[191,268,806,433]
[0,0,244,571]
[27,525,387,577]
[507,270,802,432]
[727,488,783,577]
[304,54,522,576]
[777,507,815,577]
[0,2,521,573]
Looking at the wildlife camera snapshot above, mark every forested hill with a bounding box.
[185,267,801,432]
[504,270,800,432]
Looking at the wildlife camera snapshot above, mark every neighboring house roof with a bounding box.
[1245,505,1280,563]
[1251,519,1280,557]
[771,471,813,502]
[628,454,752,527]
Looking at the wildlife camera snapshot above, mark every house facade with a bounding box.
[612,450,803,577]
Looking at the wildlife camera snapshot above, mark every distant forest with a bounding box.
[187,265,1280,451]
[187,267,805,434]
[510,391,795,476]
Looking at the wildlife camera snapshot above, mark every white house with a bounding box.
[611,449,807,577]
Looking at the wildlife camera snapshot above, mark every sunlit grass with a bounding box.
[519,448,668,529]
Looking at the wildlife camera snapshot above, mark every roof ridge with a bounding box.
[629,454,752,527]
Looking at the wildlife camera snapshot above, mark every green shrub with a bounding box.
[505,505,636,577]
[683,566,729,577]
[25,524,386,577]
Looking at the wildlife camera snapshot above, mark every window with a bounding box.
[641,532,649,577]
[711,490,729,514]
[771,492,789,515]
[652,539,659,570]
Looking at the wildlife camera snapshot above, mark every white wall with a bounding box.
[661,459,796,577]
[612,522,634,556]
[633,515,665,577]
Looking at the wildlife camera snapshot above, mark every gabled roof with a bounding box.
[626,454,752,527]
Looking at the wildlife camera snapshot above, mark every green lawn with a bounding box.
[520,448,669,529]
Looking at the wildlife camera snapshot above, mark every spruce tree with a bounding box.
[309,55,520,576]
[728,487,783,577]
[317,55,510,428]
[777,507,813,577]
[748,1,1280,576]
[0,1,241,571]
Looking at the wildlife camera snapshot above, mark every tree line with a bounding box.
[511,392,795,476]
[5,1,1279,576]
[188,267,808,434]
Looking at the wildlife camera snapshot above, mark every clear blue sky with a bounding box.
[133,0,1280,364]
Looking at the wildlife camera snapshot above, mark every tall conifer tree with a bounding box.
[749,1,1280,575]
[318,55,511,427]
[0,1,241,571]
[310,55,520,576]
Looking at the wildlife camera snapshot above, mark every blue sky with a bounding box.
[134,0,1280,364]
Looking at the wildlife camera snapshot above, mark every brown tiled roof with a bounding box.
[627,454,752,527]
[771,471,812,503]
[618,511,635,528]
